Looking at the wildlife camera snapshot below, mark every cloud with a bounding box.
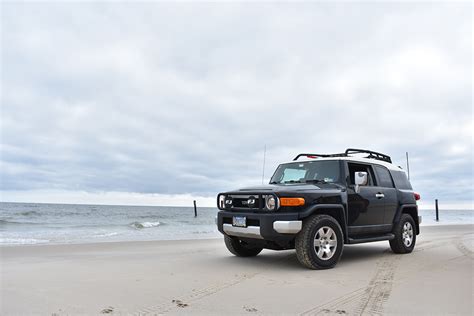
[1,2,472,207]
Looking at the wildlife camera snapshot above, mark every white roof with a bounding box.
[283,156,403,171]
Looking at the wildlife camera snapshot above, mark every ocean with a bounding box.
[0,202,220,245]
[0,202,472,245]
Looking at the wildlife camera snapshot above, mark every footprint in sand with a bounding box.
[101,306,114,314]
[243,306,258,312]
[172,299,189,308]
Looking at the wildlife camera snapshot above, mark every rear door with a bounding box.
[373,165,398,225]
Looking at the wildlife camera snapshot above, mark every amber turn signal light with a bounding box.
[280,197,305,207]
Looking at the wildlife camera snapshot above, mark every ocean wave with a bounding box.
[93,232,120,238]
[0,219,40,225]
[0,237,50,245]
[18,210,42,216]
[130,221,161,229]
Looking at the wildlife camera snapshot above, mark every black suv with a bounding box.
[216,149,421,269]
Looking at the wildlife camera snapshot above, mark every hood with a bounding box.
[233,183,343,193]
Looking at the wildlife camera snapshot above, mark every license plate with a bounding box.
[232,216,247,227]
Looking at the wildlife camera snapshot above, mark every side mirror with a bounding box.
[354,172,368,193]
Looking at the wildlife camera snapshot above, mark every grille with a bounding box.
[221,193,276,212]
[231,195,265,209]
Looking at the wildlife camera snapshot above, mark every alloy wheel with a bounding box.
[313,226,338,260]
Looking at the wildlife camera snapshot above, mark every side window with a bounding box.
[348,163,376,186]
[374,165,394,188]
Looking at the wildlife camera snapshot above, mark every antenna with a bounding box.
[261,145,266,184]
[406,152,410,180]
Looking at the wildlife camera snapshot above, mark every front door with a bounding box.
[347,163,386,232]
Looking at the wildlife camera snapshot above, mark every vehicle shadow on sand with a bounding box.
[216,242,395,270]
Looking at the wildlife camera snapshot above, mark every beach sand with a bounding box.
[1,224,473,315]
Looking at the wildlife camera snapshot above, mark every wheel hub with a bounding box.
[314,226,337,260]
[402,222,413,247]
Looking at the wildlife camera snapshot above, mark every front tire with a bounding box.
[295,214,344,269]
[390,213,416,253]
[224,235,263,257]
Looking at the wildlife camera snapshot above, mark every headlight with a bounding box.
[218,195,225,209]
[265,195,278,211]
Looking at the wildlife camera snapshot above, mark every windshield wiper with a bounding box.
[283,180,303,184]
[305,179,328,184]
[269,181,279,184]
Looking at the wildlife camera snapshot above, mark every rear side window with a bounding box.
[374,165,394,188]
[390,170,412,190]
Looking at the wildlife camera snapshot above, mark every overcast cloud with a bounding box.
[1,2,472,208]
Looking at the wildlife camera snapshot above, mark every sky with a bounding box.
[1,2,472,209]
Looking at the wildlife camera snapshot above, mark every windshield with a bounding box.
[270,160,341,184]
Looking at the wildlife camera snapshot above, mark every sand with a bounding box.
[1,224,473,315]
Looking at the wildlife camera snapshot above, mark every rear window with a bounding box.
[390,170,412,190]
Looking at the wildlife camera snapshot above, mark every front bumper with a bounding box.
[217,211,302,241]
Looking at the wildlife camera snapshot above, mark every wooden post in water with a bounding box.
[193,200,197,217]
[435,199,439,221]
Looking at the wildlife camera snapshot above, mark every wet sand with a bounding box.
[1,224,473,315]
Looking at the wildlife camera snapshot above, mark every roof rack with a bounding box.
[293,148,392,163]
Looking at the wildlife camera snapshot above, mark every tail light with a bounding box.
[414,192,421,201]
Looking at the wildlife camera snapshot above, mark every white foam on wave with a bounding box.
[0,238,50,245]
[130,221,161,229]
[93,232,120,238]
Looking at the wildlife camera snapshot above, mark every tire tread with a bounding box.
[390,213,416,254]
[295,214,344,269]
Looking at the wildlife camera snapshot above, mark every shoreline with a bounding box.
[0,223,472,247]
[0,234,222,248]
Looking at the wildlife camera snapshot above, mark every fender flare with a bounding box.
[394,204,420,234]
[298,204,348,242]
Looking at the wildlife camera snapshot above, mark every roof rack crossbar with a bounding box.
[292,153,347,161]
[293,149,392,163]
[345,148,392,163]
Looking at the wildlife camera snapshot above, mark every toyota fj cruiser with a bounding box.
[216,149,421,269]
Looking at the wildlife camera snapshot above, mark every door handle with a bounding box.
[375,193,385,199]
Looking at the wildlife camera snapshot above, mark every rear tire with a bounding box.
[224,235,263,257]
[390,213,416,254]
[295,214,344,269]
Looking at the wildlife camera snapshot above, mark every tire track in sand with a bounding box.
[300,287,366,315]
[300,250,400,316]
[304,233,473,315]
[353,253,401,316]
[415,233,473,259]
[131,253,295,315]
[454,233,474,259]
